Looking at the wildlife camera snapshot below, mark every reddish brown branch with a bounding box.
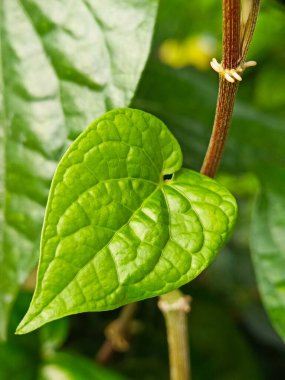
[201,0,260,178]
[223,0,241,68]
[201,79,239,177]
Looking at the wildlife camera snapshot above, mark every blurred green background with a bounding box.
[1,0,285,379]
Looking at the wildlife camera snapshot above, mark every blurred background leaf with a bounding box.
[251,168,285,343]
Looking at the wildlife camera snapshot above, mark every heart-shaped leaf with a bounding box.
[17,108,237,334]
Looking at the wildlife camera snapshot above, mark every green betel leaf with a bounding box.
[0,0,158,339]
[17,108,237,334]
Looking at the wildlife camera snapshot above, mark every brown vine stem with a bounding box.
[202,0,260,177]
[201,0,241,177]
[223,0,241,69]
[201,77,239,178]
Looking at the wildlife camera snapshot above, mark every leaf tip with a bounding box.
[15,309,44,335]
[15,317,33,335]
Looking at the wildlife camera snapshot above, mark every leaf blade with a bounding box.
[17,108,237,334]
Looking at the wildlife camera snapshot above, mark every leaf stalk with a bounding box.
[158,291,192,380]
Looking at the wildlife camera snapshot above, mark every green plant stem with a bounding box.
[158,291,192,380]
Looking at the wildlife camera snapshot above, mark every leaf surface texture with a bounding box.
[17,108,237,333]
